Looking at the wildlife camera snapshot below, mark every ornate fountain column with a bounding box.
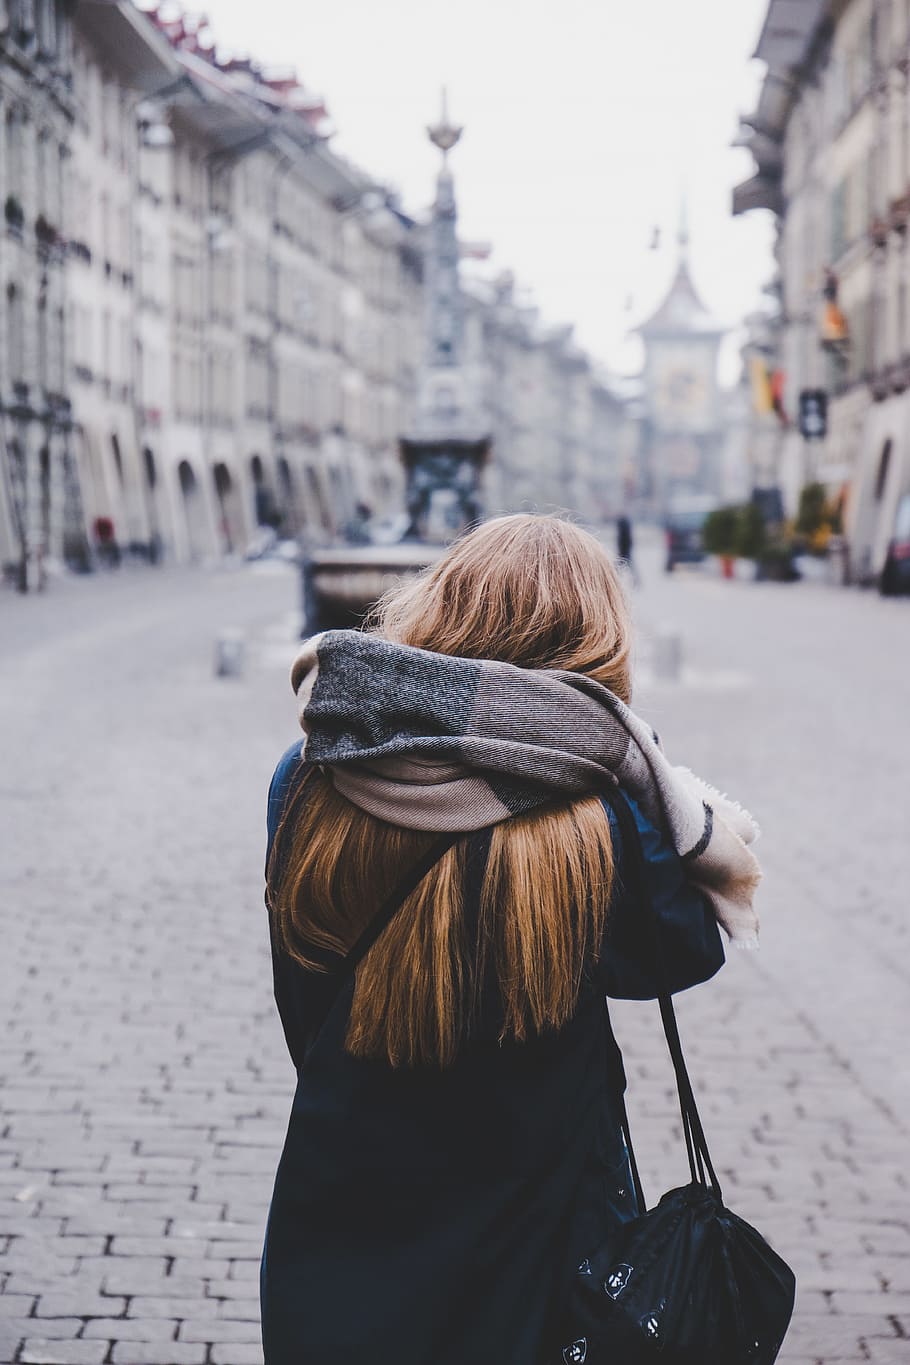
[400,92,491,542]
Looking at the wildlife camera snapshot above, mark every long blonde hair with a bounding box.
[268,514,633,1068]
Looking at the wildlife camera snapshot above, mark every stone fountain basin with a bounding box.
[306,542,446,627]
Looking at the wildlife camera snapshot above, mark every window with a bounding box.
[5,110,23,198]
[36,130,48,216]
[101,309,111,381]
[37,297,48,386]
[245,340,269,418]
[52,306,64,391]
[100,193,110,265]
[36,0,56,56]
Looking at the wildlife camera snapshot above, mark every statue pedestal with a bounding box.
[399,436,490,543]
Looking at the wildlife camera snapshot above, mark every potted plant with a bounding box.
[702,505,739,578]
[733,502,767,567]
[794,481,836,580]
[757,538,800,582]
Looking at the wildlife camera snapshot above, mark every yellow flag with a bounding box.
[750,356,774,415]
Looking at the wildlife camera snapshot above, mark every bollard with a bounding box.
[653,628,682,683]
[215,628,246,678]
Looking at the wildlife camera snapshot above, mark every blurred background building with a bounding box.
[735,0,910,583]
[0,0,76,590]
[634,213,728,515]
[0,0,637,589]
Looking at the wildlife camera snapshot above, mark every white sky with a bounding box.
[163,0,776,381]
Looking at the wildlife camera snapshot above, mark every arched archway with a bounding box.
[250,453,278,528]
[111,434,124,485]
[875,440,893,501]
[304,466,332,532]
[143,447,157,489]
[177,459,207,561]
[143,447,163,562]
[39,446,50,549]
[329,465,353,529]
[276,455,299,534]
[213,462,244,554]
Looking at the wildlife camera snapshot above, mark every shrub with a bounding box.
[702,505,739,557]
[757,539,799,582]
[796,482,828,536]
[734,502,767,559]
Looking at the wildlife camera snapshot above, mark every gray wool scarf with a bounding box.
[290,630,762,945]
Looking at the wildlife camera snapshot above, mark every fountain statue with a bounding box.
[306,93,491,629]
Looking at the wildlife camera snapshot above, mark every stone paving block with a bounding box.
[98,1261,171,1293]
[108,1237,208,1259]
[127,1297,217,1320]
[62,1211,169,1237]
[203,1241,261,1260]
[864,1342,910,1364]
[874,1259,910,1293]
[209,1347,264,1365]
[216,1296,260,1320]
[172,1256,231,1281]
[34,1293,128,1318]
[2,1320,84,1343]
[82,1318,180,1342]
[830,1291,910,1315]
[103,1183,197,1204]
[111,1345,207,1365]
[0,1291,36,1315]
[785,1314,900,1353]
[204,1277,259,1301]
[19,1342,109,1365]
[179,1317,261,1343]
[168,1220,253,1240]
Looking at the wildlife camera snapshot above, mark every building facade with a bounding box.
[0,0,76,589]
[634,226,726,516]
[464,275,626,519]
[1,0,632,588]
[736,0,910,580]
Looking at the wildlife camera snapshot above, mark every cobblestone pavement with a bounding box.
[1,550,908,1364]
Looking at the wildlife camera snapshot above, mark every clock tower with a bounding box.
[637,212,725,512]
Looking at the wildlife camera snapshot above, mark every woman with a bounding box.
[262,515,758,1365]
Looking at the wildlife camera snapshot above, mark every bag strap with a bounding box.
[336,831,463,985]
[604,785,723,1203]
[301,830,462,1061]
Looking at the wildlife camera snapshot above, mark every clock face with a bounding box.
[650,346,715,431]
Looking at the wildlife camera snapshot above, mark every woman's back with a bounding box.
[261,744,725,1365]
[259,515,753,1365]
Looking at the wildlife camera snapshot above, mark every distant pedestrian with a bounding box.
[341,500,373,545]
[261,514,760,1365]
[616,512,638,584]
[92,516,120,568]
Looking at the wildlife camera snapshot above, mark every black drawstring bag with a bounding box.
[556,788,795,1365]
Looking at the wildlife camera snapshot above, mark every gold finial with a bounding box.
[427,86,463,158]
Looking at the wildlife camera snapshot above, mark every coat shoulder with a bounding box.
[267,741,307,845]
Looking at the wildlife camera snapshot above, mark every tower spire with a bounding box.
[427,86,463,160]
[677,190,690,260]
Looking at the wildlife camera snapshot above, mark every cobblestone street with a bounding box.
[1,550,909,1365]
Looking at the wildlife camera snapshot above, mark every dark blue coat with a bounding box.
[260,743,724,1365]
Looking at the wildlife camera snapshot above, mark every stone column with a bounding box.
[46,423,66,563]
[22,419,45,591]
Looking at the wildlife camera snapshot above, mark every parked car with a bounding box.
[664,495,718,572]
[879,492,910,596]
